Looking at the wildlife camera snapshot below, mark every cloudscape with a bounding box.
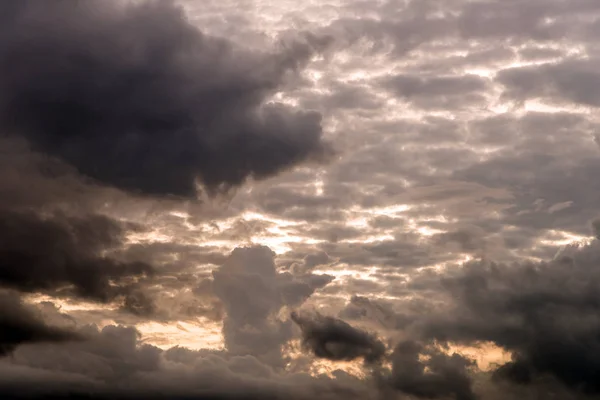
[1,0,600,399]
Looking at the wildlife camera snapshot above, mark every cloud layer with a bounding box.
[0,0,330,197]
[3,0,600,399]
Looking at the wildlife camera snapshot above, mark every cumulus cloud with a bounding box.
[291,311,385,364]
[0,0,331,198]
[5,0,600,399]
[0,210,152,302]
[0,323,375,400]
[415,240,600,394]
[213,246,334,367]
[0,291,81,356]
[388,340,476,400]
[0,0,337,329]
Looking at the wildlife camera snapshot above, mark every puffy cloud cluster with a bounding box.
[0,0,331,198]
[4,0,600,399]
[0,291,81,356]
[0,0,331,343]
[0,0,334,393]
[0,323,373,400]
[212,246,333,366]
[291,311,385,364]
[419,241,600,395]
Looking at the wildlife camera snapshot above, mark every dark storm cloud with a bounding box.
[0,210,153,303]
[291,311,385,364]
[0,323,375,400]
[388,340,476,400]
[0,138,164,320]
[0,291,82,356]
[410,239,600,394]
[290,308,478,400]
[6,0,600,399]
[0,0,331,198]
[301,238,600,397]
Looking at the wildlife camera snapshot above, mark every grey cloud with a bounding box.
[368,215,406,230]
[328,14,456,56]
[320,236,456,269]
[249,184,348,223]
[212,247,291,365]
[291,311,386,364]
[517,46,566,61]
[290,307,477,400]
[0,137,159,316]
[431,226,488,254]
[413,46,516,75]
[212,246,333,367]
[0,0,331,198]
[339,296,414,331]
[299,80,385,112]
[308,237,600,396]
[319,278,384,298]
[412,240,600,394]
[592,219,600,239]
[0,138,131,214]
[306,224,365,243]
[1,323,376,400]
[326,0,600,57]
[0,210,153,303]
[388,340,476,400]
[497,59,600,107]
[380,74,490,110]
[279,272,335,307]
[301,251,332,270]
[119,242,227,273]
[0,291,82,356]
[6,0,600,399]
[457,1,567,42]
[455,129,600,237]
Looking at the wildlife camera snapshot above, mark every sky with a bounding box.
[1,0,600,399]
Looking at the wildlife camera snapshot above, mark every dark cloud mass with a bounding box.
[4,0,600,399]
[0,0,330,197]
[0,210,152,302]
[291,311,385,364]
[388,340,476,400]
[0,291,81,356]
[416,241,600,394]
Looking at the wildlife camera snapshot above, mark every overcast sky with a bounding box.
[2,0,600,399]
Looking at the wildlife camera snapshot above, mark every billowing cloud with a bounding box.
[0,0,331,198]
[414,240,600,394]
[0,323,374,400]
[388,340,476,400]
[0,291,81,356]
[213,246,334,366]
[0,210,152,302]
[4,0,600,399]
[291,311,385,364]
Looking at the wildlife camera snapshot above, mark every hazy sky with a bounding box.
[2,0,600,399]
